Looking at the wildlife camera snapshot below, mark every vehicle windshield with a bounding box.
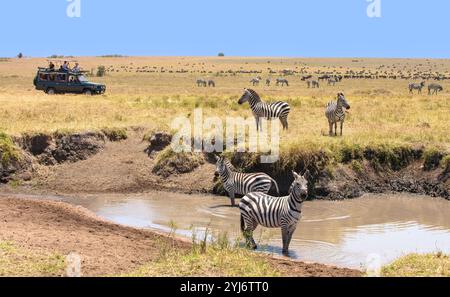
[77,75,88,82]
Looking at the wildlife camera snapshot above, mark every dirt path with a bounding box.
[0,197,361,277]
[32,129,215,195]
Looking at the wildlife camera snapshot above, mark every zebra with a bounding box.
[196,79,207,87]
[409,81,425,94]
[325,93,351,136]
[276,78,289,87]
[301,75,312,81]
[428,83,443,95]
[318,74,331,82]
[250,77,261,86]
[328,78,338,86]
[208,80,216,87]
[307,80,319,88]
[238,88,291,131]
[214,156,279,207]
[266,78,271,86]
[239,170,309,256]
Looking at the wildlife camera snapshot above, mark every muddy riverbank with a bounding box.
[0,196,361,277]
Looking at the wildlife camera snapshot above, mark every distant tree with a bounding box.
[17,53,23,59]
[218,52,225,57]
[96,65,106,77]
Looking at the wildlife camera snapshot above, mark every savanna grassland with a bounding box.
[0,56,448,152]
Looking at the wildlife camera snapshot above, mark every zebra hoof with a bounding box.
[252,245,258,250]
[282,250,289,256]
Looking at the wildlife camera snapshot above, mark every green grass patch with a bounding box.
[101,127,128,141]
[382,253,450,277]
[0,241,65,276]
[123,231,280,277]
[153,147,205,177]
[0,131,20,167]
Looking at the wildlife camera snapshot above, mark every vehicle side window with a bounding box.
[69,75,79,83]
[57,74,67,82]
[39,73,48,81]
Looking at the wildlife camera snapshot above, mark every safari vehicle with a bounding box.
[33,67,106,95]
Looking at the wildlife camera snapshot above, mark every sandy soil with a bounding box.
[0,197,361,277]
[31,129,216,195]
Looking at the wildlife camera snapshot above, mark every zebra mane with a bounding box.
[246,89,262,102]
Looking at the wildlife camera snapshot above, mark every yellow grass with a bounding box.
[382,253,450,277]
[0,57,448,153]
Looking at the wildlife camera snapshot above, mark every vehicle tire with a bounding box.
[83,89,93,96]
[46,88,56,95]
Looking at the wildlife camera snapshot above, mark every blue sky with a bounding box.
[0,0,448,58]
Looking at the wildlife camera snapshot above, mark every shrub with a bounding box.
[218,52,225,57]
[423,148,443,171]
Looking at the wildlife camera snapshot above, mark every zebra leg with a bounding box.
[340,121,344,136]
[334,122,338,137]
[242,221,258,250]
[281,227,290,256]
[280,117,288,130]
[229,190,236,207]
[329,122,333,136]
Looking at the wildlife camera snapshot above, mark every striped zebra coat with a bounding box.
[325,93,351,136]
[240,171,309,256]
[215,156,279,207]
[238,89,291,131]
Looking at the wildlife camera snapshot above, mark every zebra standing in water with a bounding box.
[409,81,425,94]
[325,93,351,136]
[215,156,279,207]
[240,171,309,256]
[238,89,291,131]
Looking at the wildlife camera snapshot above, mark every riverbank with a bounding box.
[1,128,448,200]
[0,197,361,277]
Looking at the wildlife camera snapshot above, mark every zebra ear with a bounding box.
[303,170,310,180]
[292,171,301,179]
[214,155,220,162]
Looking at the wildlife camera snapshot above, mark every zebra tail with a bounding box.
[269,177,280,196]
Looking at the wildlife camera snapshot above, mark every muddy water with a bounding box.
[11,192,450,269]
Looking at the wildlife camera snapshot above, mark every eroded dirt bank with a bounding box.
[0,128,448,199]
[0,197,361,277]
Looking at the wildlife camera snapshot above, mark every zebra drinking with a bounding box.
[428,83,443,95]
[409,82,425,94]
[325,93,351,136]
[239,170,309,256]
[238,89,291,131]
[215,156,279,207]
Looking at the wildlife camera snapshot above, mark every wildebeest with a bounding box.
[301,75,312,81]
[409,82,425,94]
[318,74,331,81]
[276,78,289,87]
[428,83,443,95]
[196,79,207,87]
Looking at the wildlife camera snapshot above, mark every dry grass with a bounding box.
[0,241,65,276]
[0,57,448,154]
[382,253,450,277]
